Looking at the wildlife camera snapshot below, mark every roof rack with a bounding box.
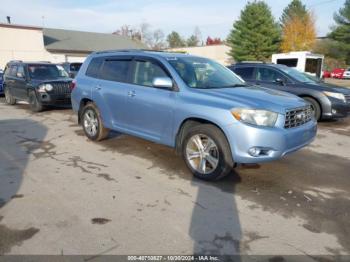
[95,49,165,54]
[8,60,23,63]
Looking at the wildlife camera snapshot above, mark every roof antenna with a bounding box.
[6,16,11,24]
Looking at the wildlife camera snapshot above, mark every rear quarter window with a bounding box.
[234,67,255,80]
[86,57,104,78]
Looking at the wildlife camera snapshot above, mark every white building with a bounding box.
[168,45,234,65]
[0,23,146,69]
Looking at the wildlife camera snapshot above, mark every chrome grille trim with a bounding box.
[284,105,313,129]
[52,82,71,94]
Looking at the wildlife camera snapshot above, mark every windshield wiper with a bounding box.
[219,84,247,88]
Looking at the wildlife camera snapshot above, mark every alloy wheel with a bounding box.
[83,109,99,137]
[185,134,219,175]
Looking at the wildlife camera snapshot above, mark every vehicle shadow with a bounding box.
[190,172,242,258]
[0,119,47,208]
[99,132,243,257]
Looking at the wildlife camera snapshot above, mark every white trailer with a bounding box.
[272,51,324,78]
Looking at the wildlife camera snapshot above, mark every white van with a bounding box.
[272,51,324,78]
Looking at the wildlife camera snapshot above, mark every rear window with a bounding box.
[234,67,255,80]
[86,58,104,78]
[99,59,131,82]
[70,63,82,71]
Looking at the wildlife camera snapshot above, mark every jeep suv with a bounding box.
[71,50,317,181]
[3,61,72,112]
[229,63,350,120]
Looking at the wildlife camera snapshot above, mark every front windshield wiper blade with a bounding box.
[219,84,248,88]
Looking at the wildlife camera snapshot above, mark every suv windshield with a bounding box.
[279,67,316,83]
[28,64,69,80]
[168,56,245,89]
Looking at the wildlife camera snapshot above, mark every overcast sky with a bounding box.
[0,0,344,40]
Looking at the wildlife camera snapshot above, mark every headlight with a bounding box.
[231,108,278,127]
[323,91,346,102]
[38,84,53,92]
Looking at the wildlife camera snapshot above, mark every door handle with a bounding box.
[95,85,101,90]
[128,91,136,97]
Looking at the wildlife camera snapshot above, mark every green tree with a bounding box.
[187,35,199,47]
[329,0,350,64]
[167,31,186,48]
[280,0,308,27]
[227,1,280,62]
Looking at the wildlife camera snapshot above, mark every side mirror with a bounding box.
[275,78,285,86]
[152,77,173,89]
[16,72,24,78]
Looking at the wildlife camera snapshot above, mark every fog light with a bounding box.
[248,147,261,157]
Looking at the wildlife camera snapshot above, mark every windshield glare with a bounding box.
[28,64,69,80]
[167,57,245,89]
[280,67,316,83]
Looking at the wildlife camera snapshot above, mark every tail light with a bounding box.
[70,80,76,90]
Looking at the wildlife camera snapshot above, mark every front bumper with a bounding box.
[38,92,72,106]
[225,119,317,164]
[322,98,350,119]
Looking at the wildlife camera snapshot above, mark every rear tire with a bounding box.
[81,102,110,141]
[182,124,234,181]
[4,87,16,105]
[28,90,44,112]
[303,97,321,121]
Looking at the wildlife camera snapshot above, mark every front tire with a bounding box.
[182,124,234,181]
[4,87,16,105]
[304,97,321,121]
[81,102,109,141]
[28,90,44,112]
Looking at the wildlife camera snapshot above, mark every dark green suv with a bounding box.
[3,61,73,112]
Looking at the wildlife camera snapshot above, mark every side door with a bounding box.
[255,67,292,92]
[123,57,177,144]
[5,65,18,98]
[13,65,28,100]
[91,56,133,130]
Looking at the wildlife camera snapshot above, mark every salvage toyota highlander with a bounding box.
[71,50,317,181]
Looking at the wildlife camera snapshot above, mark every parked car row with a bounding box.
[323,68,350,79]
[4,50,349,181]
[228,63,350,121]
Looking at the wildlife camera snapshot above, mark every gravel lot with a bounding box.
[0,97,349,259]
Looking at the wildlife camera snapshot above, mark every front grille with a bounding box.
[52,82,71,94]
[345,94,350,104]
[284,105,313,129]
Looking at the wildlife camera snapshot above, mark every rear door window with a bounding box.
[234,67,255,80]
[132,60,169,87]
[100,59,132,83]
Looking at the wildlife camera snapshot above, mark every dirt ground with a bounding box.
[0,98,349,260]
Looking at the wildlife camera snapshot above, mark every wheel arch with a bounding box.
[78,98,93,124]
[175,117,230,155]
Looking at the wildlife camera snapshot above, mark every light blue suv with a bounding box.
[71,50,317,181]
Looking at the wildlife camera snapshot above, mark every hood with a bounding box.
[195,85,307,114]
[303,81,350,94]
[30,78,72,86]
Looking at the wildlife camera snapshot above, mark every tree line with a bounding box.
[113,0,350,67]
[228,0,350,68]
